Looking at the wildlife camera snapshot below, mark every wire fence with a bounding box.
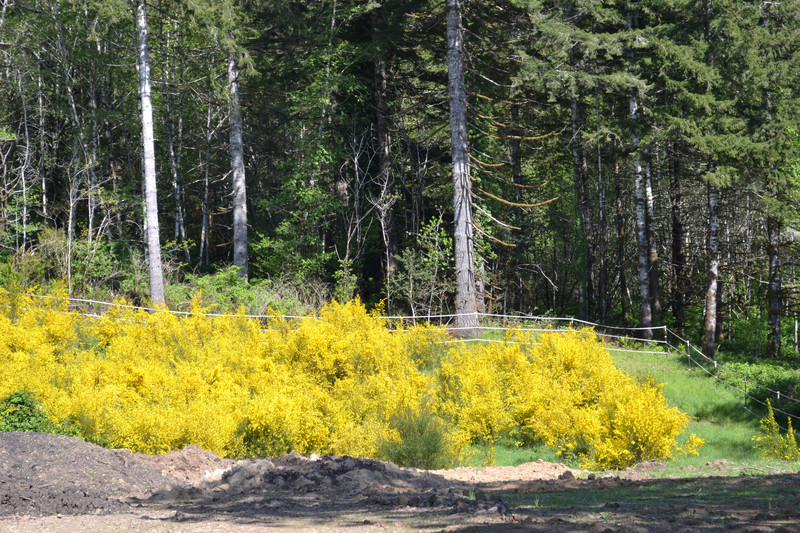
[4,290,800,432]
[663,328,800,428]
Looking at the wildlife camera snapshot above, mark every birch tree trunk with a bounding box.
[702,181,720,357]
[374,53,398,297]
[627,4,651,338]
[200,96,213,267]
[36,60,48,219]
[0,0,8,36]
[136,0,165,304]
[18,75,31,253]
[56,7,86,294]
[446,0,479,337]
[229,51,248,279]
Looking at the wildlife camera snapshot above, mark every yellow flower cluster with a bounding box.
[0,287,699,468]
[753,400,800,461]
[435,328,703,469]
[0,289,444,457]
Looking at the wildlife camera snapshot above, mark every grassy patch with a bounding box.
[466,440,577,468]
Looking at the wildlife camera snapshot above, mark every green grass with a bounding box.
[480,340,800,475]
[467,440,579,468]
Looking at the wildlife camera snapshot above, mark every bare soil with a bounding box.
[1,432,799,532]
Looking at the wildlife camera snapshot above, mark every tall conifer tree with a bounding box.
[447,0,480,336]
[136,0,165,303]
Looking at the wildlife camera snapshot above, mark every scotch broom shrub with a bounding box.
[0,287,698,469]
[753,400,800,461]
[0,291,441,457]
[435,329,702,469]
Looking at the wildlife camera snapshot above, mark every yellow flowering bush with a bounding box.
[436,328,702,469]
[0,291,441,458]
[0,287,699,469]
[435,339,522,445]
[753,400,800,461]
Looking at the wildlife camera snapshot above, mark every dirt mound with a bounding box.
[434,458,579,484]
[0,432,178,517]
[0,431,706,521]
[133,444,234,483]
[0,433,523,518]
[2,432,800,532]
[142,449,499,513]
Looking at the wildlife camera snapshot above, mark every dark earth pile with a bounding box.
[0,433,505,518]
[4,432,799,533]
[0,432,178,516]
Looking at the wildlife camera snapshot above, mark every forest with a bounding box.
[1,0,799,357]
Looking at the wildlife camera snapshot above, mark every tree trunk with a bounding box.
[374,53,398,297]
[36,59,48,219]
[56,8,87,294]
[702,181,720,358]
[87,57,98,249]
[627,3,650,337]
[67,145,78,291]
[400,130,426,239]
[596,90,607,323]
[165,23,190,265]
[18,75,31,253]
[136,0,165,304]
[716,275,724,344]
[200,93,213,267]
[767,214,782,358]
[669,142,686,333]
[644,152,662,320]
[631,96,652,339]
[511,103,523,203]
[571,97,587,319]
[0,0,8,36]
[228,51,248,279]
[446,0,479,337]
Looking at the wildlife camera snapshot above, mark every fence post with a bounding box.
[744,376,748,408]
